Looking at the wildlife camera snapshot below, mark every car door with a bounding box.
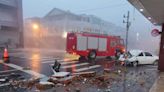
[136,52,146,64]
[144,52,154,64]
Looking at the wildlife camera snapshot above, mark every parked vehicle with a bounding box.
[124,50,159,67]
[66,32,125,60]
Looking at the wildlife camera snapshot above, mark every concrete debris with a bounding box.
[56,83,63,87]
[138,79,145,86]
[95,75,110,82]
[0,78,7,82]
[118,70,121,74]
[0,61,157,92]
[75,88,80,92]
[104,69,112,73]
[84,78,87,82]
[51,72,71,78]
[35,82,54,90]
[9,77,40,89]
[105,88,111,92]
[48,76,75,85]
[73,71,96,78]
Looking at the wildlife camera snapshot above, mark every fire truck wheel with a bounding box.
[106,56,112,61]
[115,50,121,60]
[88,50,97,60]
[79,56,86,61]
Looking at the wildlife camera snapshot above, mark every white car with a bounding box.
[125,50,159,67]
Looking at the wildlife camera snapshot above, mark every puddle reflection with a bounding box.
[30,53,41,73]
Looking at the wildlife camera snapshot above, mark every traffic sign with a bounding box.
[151,29,160,37]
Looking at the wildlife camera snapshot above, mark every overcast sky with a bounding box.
[23,0,160,52]
[22,0,157,28]
[23,0,134,25]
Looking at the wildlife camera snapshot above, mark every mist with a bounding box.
[23,0,161,55]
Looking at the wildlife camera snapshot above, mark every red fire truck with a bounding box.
[66,32,125,60]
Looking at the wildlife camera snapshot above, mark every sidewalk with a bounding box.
[149,72,164,92]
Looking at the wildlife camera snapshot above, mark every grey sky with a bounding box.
[23,0,134,25]
[23,0,160,52]
[23,0,152,26]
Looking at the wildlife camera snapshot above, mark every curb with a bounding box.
[149,72,164,92]
[149,78,158,92]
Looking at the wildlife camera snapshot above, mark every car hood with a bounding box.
[128,50,143,56]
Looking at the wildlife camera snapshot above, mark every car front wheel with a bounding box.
[79,56,86,61]
[153,60,158,65]
[132,61,138,67]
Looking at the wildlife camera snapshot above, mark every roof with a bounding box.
[128,0,164,25]
[44,8,78,18]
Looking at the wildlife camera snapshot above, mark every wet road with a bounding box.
[0,49,159,92]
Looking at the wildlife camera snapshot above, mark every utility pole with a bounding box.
[123,11,131,92]
[123,11,131,52]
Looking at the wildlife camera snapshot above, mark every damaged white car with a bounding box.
[124,50,159,67]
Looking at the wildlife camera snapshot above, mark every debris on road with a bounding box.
[0,78,7,82]
[35,81,54,90]
[48,75,75,85]
[72,71,96,78]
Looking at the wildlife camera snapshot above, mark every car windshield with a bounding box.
[126,51,132,58]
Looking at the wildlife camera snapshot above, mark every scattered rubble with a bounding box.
[0,63,158,92]
[35,82,54,90]
[73,71,96,78]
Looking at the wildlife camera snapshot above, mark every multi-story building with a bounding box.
[0,0,23,48]
[42,8,125,38]
[24,8,125,49]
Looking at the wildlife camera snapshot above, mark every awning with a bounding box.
[128,0,164,25]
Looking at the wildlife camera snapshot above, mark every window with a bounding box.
[138,53,144,56]
[120,40,124,45]
[145,52,152,56]
[110,41,116,47]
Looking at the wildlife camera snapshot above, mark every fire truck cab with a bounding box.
[66,32,125,60]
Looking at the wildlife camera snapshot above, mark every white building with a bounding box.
[41,8,126,38]
[24,8,126,49]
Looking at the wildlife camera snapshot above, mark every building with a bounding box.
[0,0,23,48]
[24,8,126,49]
[42,8,125,37]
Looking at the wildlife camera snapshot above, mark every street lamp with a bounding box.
[31,23,41,47]
[62,31,67,39]
[32,23,39,31]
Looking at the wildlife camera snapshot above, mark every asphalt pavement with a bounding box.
[0,49,159,92]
